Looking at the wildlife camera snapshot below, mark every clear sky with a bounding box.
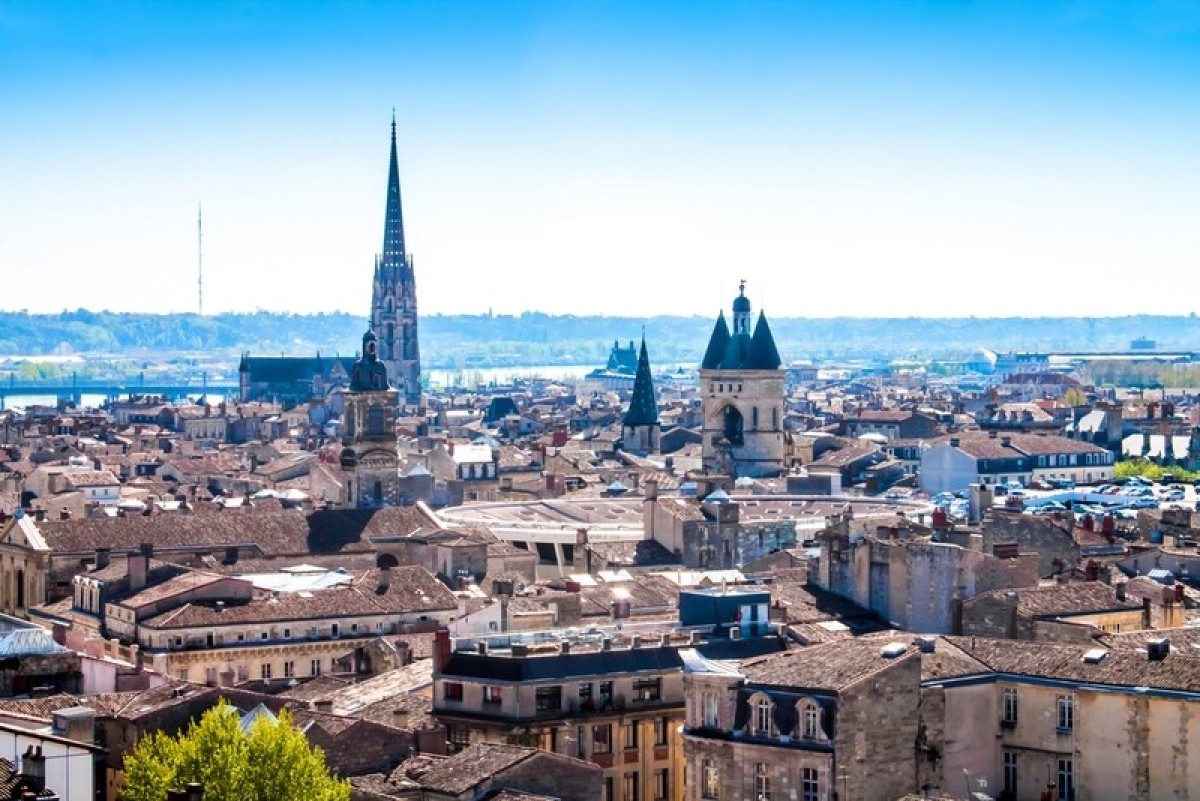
[2,0,1199,319]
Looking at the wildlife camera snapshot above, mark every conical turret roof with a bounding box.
[746,312,782,369]
[701,312,731,370]
[623,338,659,428]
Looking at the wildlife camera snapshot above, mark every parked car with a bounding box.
[1129,497,1160,509]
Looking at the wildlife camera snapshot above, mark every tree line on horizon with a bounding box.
[2,309,1199,368]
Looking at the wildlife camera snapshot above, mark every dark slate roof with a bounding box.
[719,331,752,370]
[623,339,659,428]
[441,645,685,682]
[701,313,731,370]
[239,356,355,383]
[704,311,782,372]
[747,312,782,370]
[440,638,785,682]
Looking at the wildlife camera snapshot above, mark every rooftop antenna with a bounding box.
[197,203,204,316]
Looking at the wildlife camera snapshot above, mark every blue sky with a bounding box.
[2,0,1199,318]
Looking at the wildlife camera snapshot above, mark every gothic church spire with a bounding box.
[381,110,407,271]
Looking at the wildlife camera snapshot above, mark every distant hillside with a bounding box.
[1,309,1198,368]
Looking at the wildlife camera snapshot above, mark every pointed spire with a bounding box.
[382,114,406,269]
[624,337,659,428]
[746,312,782,369]
[701,311,731,370]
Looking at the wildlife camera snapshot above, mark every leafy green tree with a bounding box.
[121,700,349,801]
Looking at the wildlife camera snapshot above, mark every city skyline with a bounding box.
[3,1,1200,319]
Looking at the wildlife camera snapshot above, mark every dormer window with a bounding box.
[799,700,822,740]
[702,691,719,727]
[753,695,772,735]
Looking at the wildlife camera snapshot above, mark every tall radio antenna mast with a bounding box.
[197,203,203,316]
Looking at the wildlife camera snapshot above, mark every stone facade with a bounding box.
[699,285,786,479]
[814,515,1038,633]
[682,640,923,801]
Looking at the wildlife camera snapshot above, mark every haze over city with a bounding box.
[3,0,1200,319]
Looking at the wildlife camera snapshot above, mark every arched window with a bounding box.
[723,406,744,446]
[753,695,772,735]
[800,700,821,739]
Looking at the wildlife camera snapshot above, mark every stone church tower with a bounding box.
[339,329,401,508]
[699,283,786,477]
[371,116,422,407]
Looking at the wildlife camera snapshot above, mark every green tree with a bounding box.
[121,700,349,801]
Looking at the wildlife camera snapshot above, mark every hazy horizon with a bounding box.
[3,308,1200,323]
[4,1,1200,319]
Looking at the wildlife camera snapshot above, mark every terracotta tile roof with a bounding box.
[140,567,456,629]
[919,638,989,682]
[410,744,539,795]
[33,505,437,556]
[933,431,1109,459]
[963,582,1142,620]
[740,636,918,692]
[948,636,1200,692]
[60,469,120,488]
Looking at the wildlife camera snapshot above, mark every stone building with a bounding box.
[340,329,403,509]
[812,511,1038,634]
[642,490,797,571]
[236,354,353,406]
[431,619,786,801]
[919,634,1200,801]
[371,116,422,407]
[959,582,1148,642]
[699,283,786,478]
[681,637,923,801]
[0,511,51,617]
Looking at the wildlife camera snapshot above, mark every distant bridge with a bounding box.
[1,379,238,407]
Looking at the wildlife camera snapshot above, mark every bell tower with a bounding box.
[699,282,786,478]
[340,328,401,508]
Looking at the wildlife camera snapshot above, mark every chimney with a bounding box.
[644,477,659,500]
[20,746,45,793]
[1115,582,1127,602]
[223,546,239,565]
[1148,637,1170,661]
[129,543,153,592]
[1000,436,1012,448]
[378,566,392,593]
[433,628,452,673]
[95,548,111,570]
[59,507,71,520]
